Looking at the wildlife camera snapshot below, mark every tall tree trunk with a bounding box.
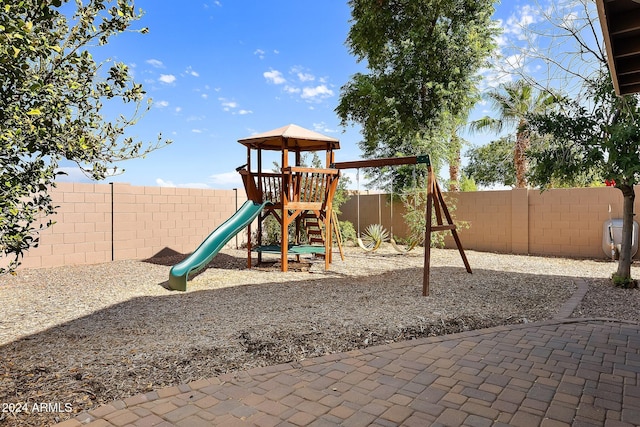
[514,127,529,189]
[449,147,460,192]
[615,184,635,284]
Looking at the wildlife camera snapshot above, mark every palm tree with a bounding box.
[470,80,560,188]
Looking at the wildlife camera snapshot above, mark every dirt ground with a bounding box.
[1,246,638,426]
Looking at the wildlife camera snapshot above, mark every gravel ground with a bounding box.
[0,246,638,426]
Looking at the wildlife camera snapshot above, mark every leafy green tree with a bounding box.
[470,80,560,188]
[446,111,472,192]
[0,0,169,273]
[459,174,477,192]
[529,71,640,286]
[464,137,517,188]
[336,0,499,190]
[464,133,602,189]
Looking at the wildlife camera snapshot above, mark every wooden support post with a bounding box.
[422,161,472,296]
[281,145,289,272]
[246,147,253,269]
[325,211,331,270]
[332,210,345,261]
[423,169,434,296]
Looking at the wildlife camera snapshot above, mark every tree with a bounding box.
[464,133,599,189]
[492,0,637,285]
[0,0,169,273]
[336,0,499,190]
[464,137,517,188]
[470,80,560,188]
[445,112,471,192]
[489,0,605,97]
[529,71,640,287]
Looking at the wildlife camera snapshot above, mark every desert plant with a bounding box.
[361,223,389,249]
[338,220,357,246]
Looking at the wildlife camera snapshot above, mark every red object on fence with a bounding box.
[605,179,616,187]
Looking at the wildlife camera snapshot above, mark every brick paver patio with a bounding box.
[55,315,640,427]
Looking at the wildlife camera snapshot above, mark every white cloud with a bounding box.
[219,98,238,110]
[291,66,315,82]
[301,85,333,100]
[561,11,579,30]
[504,53,526,71]
[156,178,175,187]
[477,67,512,91]
[175,107,182,113]
[185,66,199,77]
[284,85,300,94]
[155,100,169,108]
[297,72,315,82]
[209,172,243,188]
[158,74,176,84]
[501,4,540,41]
[146,59,164,68]
[218,97,248,113]
[494,34,508,48]
[264,69,286,84]
[156,178,210,189]
[254,49,265,59]
[313,122,336,134]
[192,129,203,133]
[201,93,209,99]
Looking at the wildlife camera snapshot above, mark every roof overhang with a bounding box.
[237,124,340,152]
[597,0,640,95]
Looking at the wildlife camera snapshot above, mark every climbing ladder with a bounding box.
[301,211,345,261]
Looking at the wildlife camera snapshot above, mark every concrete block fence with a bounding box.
[339,185,640,260]
[7,182,248,270]
[5,183,640,270]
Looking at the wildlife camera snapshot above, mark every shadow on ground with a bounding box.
[0,264,582,427]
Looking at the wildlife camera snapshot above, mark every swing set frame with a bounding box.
[332,155,472,296]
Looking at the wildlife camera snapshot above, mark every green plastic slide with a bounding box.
[168,200,270,291]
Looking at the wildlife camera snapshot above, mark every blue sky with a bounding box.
[57,0,602,190]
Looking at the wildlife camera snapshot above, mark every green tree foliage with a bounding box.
[464,137,517,188]
[470,80,561,188]
[459,174,477,192]
[529,71,640,285]
[336,0,499,190]
[464,133,597,189]
[0,0,169,273]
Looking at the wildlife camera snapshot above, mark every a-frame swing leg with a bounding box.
[332,210,345,261]
[422,166,472,296]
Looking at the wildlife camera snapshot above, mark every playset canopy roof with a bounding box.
[237,124,340,152]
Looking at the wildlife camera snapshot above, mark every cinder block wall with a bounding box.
[339,192,412,240]
[8,184,640,270]
[12,183,248,269]
[339,186,640,260]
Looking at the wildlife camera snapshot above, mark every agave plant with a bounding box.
[360,223,389,250]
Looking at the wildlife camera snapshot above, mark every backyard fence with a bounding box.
[340,186,640,260]
[4,182,248,270]
[4,183,640,271]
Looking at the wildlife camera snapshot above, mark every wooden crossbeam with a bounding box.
[331,155,430,170]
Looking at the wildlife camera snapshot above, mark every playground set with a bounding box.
[168,124,471,294]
